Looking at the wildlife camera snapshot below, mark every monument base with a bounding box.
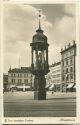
[34,75,46,100]
[34,91,46,100]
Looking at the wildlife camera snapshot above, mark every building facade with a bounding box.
[61,41,76,92]
[46,62,61,92]
[3,74,8,91]
[8,67,34,91]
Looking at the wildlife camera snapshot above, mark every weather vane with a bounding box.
[38,9,42,18]
[38,9,42,29]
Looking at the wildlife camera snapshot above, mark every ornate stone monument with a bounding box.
[30,10,49,100]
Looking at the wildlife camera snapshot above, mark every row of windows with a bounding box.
[48,67,73,78]
[63,67,73,73]
[62,57,73,66]
[62,74,74,81]
[62,50,74,59]
[9,73,32,77]
[11,79,32,83]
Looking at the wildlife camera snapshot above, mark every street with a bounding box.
[4,91,76,117]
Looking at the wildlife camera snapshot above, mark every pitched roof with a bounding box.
[8,67,31,73]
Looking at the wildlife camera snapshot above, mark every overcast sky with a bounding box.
[3,4,76,73]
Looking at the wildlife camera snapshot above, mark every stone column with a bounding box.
[34,74,46,100]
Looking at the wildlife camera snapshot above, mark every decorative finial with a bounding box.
[38,9,42,29]
[36,9,43,33]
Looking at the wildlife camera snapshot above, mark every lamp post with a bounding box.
[30,10,49,100]
[65,74,67,93]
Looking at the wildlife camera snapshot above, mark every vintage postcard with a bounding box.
[0,0,80,124]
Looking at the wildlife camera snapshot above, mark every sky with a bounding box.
[3,4,76,73]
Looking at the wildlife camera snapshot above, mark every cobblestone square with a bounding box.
[4,91,76,117]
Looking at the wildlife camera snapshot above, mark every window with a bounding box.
[70,74,73,79]
[24,73,28,77]
[62,76,65,81]
[66,59,68,65]
[66,75,69,81]
[24,79,28,84]
[70,67,73,72]
[62,61,64,66]
[12,79,15,83]
[12,79,13,83]
[66,68,68,73]
[70,57,73,64]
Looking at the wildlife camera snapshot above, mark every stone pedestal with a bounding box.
[34,75,46,100]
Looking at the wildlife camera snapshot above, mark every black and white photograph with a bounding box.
[3,3,77,118]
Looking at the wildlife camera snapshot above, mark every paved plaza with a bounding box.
[4,91,76,117]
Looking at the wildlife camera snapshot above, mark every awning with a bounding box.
[10,85,16,88]
[49,84,54,89]
[25,86,30,89]
[17,86,30,89]
[17,86,23,88]
[67,84,74,88]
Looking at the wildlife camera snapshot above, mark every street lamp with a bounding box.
[30,10,49,100]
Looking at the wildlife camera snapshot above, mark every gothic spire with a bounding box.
[36,9,43,33]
